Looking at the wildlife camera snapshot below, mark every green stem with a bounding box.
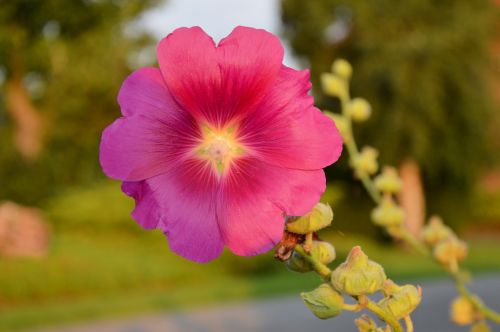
[404,315,414,332]
[364,298,403,332]
[293,245,331,280]
[452,273,500,323]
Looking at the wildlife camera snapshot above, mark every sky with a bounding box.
[135,0,300,68]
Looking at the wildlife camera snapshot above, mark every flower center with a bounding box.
[196,125,244,175]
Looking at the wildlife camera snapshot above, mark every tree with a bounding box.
[0,0,159,204]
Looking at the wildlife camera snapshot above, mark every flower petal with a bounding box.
[239,66,343,170]
[157,27,221,122]
[121,181,160,229]
[218,157,326,256]
[117,67,178,118]
[145,159,225,263]
[99,112,199,181]
[157,26,284,125]
[215,26,284,123]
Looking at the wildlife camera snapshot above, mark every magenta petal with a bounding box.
[239,66,343,170]
[157,26,284,125]
[121,181,159,229]
[118,67,179,118]
[157,27,221,122]
[216,26,284,122]
[145,160,225,263]
[100,68,201,181]
[218,157,326,256]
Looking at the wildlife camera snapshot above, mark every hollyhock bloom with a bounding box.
[100,26,342,263]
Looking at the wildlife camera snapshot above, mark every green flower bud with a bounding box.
[348,98,372,122]
[352,146,379,176]
[331,246,386,296]
[374,166,402,194]
[331,59,352,80]
[286,203,333,234]
[323,111,349,142]
[285,250,313,273]
[450,296,476,326]
[434,236,468,266]
[421,216,454,247]
[371,195,405,228]
[310,241,336,265]
[354,315,379,332]
[470,321,491,332]
[301,283,344,319]
[321,73,346,98]
[378,280,422,319]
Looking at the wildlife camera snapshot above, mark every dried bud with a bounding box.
[470,321,491,332]
[450,296,476,326]
[332,59,352,80]
[421,216,454,247]
[321,73,346,98]
[378,280,422,319]
[331,246,386,296]
[310,241,336,265]
[348,98,372,122]
[355,314,379,332]
[374,167,402,194]
[301,283,344,319]
[371,195,405,228]
[434,236,468,266]
[286,203,333,234]
[353,146,379,176]
[323,111,349,142]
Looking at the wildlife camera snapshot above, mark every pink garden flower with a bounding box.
[99,26,342,262]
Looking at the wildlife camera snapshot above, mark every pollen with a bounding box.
[196,125,244,175]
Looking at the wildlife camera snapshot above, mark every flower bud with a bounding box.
[371,195,405,228]
[321,73,346,98]
[286,203,333,234]
[331,59,352,80]
[310,241,336,265]
[378,280,422,319]
[470,321,491,332]
[374,167,402,194]
[354,315,379,332]
[421,216,454,247]
[434,236,468,266]
[323,111,349,142]
[348,98,372,122]
[301,283,344,319]
[352,146,379,176]
[450,296,476,326]
[331,246,386,296]
[285,250,313,273]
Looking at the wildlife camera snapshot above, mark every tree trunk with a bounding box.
[398,159,426,237]
[5,76,43,161]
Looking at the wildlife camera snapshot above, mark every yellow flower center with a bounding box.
[196,125,244,175]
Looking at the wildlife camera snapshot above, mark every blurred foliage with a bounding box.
[44,180,136,232]
[281,0,499,192]
[0,0,159,205]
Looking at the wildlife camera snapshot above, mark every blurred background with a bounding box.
[0,0,499,331]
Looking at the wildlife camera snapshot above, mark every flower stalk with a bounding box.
[327,59,500,326]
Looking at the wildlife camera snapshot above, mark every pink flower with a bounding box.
[99,26,342,263]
